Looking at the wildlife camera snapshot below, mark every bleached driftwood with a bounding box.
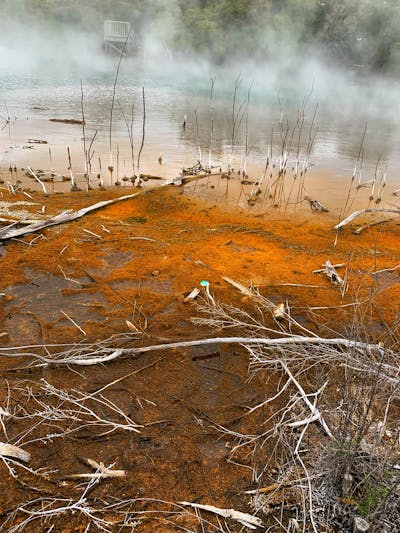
[353,219,389,234]
[244,474,323,495]
[0,187,167,242]
[0,335,385,367]
[325,260,344,287]
[312,263,344,274]
[370,264,400,275]
[304,195,328,212]
[178,501,263,529]
[341,472,354,497]
[0,172,224,243]
[27,167,48,196]
[68,458,126,480]
[0,442,31,462]
[334,208,400,230]
[279,360,333,439]
[126,320,140,333]
[273,302,286,320]
[60,309,87,336]
[183,288,200,303]
[0,217,38,226]
[222,276,257,298]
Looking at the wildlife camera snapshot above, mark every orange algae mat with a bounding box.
[1,185,399,344]
[0,185,399,531]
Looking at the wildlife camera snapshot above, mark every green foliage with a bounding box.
[357,483,390,518]
[2,0,399,70]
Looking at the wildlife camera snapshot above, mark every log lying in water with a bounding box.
[49,118,84,125]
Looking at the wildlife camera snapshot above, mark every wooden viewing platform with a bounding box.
[104,20,133,55]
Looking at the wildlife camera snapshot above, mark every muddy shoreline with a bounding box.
[0,180,399,531]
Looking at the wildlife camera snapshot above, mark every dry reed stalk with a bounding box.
[67,147,77,190]
[242,81,253,176]
[135,87,146,186]
[119,100,135,178]
[343,123,367,216]
[80,80,89,191]
[208,76,216,172]
[108,27,133,186]
[27,167,48,196]
[193,107,202,166]
[229,75,244,171]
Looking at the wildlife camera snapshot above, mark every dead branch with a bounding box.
[279,360,333,439]
[370,264,400,275]
[11,378,142,445]
[334,208,400,230]
[60,309,87,336]
[304,194,328,212]
[312,263,345,274]
[68,458,126,480]
[178,501,263,529]
[0,334,386,367]
[27,167,48,196]
[244,474,323,494]
[0,172,224,243]
[353,219,390,234]
[0,442,31,462]
[222,276,258,299]
[324,260,345,287]
[183,288,200,303]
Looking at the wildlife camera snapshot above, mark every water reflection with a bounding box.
[1,61,400,186]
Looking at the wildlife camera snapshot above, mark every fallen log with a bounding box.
[0,172,224,243]
[28,138,48,144]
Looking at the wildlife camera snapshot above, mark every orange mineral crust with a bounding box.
[0,183,399,532]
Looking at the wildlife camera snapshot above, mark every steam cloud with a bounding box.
[0,1,400,174]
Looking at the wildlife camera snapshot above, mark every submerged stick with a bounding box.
[60,309,87,336]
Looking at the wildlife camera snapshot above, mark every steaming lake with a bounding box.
[1,60,400,208]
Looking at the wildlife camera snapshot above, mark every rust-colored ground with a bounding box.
[0,182,399,531]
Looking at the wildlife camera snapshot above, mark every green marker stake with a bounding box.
[199,279,215,305]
